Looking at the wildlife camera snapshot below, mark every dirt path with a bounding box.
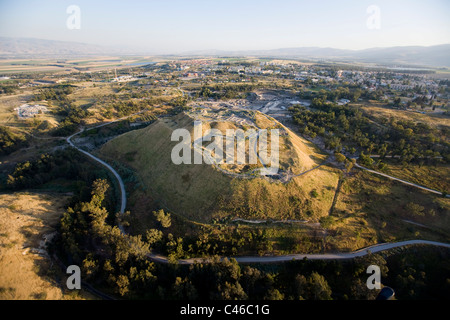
[354,162,449,197]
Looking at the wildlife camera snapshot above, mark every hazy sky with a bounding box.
[0,0,449,53]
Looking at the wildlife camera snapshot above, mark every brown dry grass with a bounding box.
[0,192,94,300]
[358,101,450,129]
[330,169,450,252]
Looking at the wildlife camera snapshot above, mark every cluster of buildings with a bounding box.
[111,75,138,83]
[14,103,48,119]
[335,70,440,92]
[105,58,445,101]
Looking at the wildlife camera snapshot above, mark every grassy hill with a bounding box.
[99,112,340,225]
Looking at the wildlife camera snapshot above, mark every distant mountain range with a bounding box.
[1,37,449,68]
[184,45,450,68]
[0,37,128,56]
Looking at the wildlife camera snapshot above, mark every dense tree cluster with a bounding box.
[197,84,259,100]
[109,100,146,118]
[290,98,449,166]
[384,246,450,299]
[47,101,92,136]
[58,188,450,300]
[178,226,273,258]
[53,180,337,299]
[0,83,18,95]
[45,176,450,301]
[58,179,156,297]
[32,84,75,102]
[0,125,27,156]
[3,148,114,211]
[299,87,362,103]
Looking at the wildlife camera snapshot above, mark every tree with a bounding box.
[307,272,332,300]
[264,288,284,300]
[241,266,274,300]
[166,234,184,261]
[334,152,346,163]
[82,254,99,280]
[153,209,171,228]
[405,202,425,217]
[338,114,350,131]
[216,281,247,300]
[90,179,109,207]
[293,274,308,299]
[0,125,27,156]
[116,274,130,296]
[172,277,198,300]
[359,152,374,167]
[345,159,354,173]
[146,229,163,245]
[349,278,378,300]
[326,136,342,153]
[352,89,362,102]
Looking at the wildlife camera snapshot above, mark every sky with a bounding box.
[0,0,449,54]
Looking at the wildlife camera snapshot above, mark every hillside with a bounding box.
[0,37,121,56]
[99,112,340,224]
[0,192,93,300]
[2,37,449,67]
[183,44,450,68]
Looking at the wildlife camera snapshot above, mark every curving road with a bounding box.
[66,111,146,215]
[147,240,450,264]
[66,116,139,216]
[67,131,127,215]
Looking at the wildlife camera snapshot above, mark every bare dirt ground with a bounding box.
[0,192,94,300]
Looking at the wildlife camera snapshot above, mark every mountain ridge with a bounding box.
[1,37,449,67]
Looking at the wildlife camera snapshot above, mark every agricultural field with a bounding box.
[0,56,158,74]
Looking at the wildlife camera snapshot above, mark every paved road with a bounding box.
[66,115,142,216]
[148,240,450,264]
[66,111,146,215]
[67,131,127,215]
